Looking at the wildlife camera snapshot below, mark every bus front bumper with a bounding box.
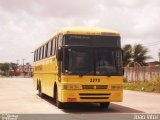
[60,90,123,103]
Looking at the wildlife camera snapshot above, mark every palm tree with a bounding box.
[122,44,151,67]
[132,44,151,66]
[122,44,132,66]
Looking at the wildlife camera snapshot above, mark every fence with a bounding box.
[124,66,160,82]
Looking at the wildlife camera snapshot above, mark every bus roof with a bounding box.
[58,27,120,36]
[35,27,120,50]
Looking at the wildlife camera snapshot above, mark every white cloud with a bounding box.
[0,0,160,63]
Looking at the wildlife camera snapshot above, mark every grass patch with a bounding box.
[124,77,160,93]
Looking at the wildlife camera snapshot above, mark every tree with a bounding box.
[10,63,18,71]
[122,44,151,67]
[0,63,10,76]
[132,44,151,66]
[122,44,132,66]
[0,63,2,69]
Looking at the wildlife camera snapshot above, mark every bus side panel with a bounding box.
[33,56,58,98]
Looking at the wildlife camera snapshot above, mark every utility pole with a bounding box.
[15,60,19,76]
[22,59,25,77]
[159,49,160,63]
[16,60,19,68]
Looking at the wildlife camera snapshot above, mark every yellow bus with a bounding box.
[33,27,123,109]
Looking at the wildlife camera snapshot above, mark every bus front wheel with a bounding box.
[55,90,64,109]
[56,90,64,109]
[100,102,110,109]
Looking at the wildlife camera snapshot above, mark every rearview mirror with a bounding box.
[56,49,63,61]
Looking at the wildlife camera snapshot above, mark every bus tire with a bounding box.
[100,102,110,109]
[38,82,44,98]
[55,89,64,109]
[36,80,39,90]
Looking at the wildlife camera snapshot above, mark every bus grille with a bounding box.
[82,85,108,89]
[82,85,94,89]
[79,93,110,99]
[96,85,108,89]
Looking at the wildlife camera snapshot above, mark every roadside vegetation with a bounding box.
[122,44,160,93]
[0,62,18,76]
[124,77,160,93]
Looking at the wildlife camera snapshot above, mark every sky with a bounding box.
[0,0,160,64]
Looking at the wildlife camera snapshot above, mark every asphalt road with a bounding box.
[0,77,160,114]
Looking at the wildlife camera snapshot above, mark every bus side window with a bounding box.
[55,37,57,54]
[58,34,63,48]
[50,40,53,56]
[34,51,36,61]
[43,45,46,59]
[45,43,48,58]
[37,49,39,61]
[53,38,56,55]
[41,46,44,59]
[49,42,51,56]
[36,50,37,61]
[39,47,41,60]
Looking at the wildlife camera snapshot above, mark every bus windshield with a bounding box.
[64,47,123,76]
[95,48,122,76]
[64,48,94,75]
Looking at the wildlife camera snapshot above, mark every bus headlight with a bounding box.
[63,84,79,90]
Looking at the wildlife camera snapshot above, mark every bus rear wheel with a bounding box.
[55,89,64,109]
[38,83,44,98]
[100,102,110,109]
